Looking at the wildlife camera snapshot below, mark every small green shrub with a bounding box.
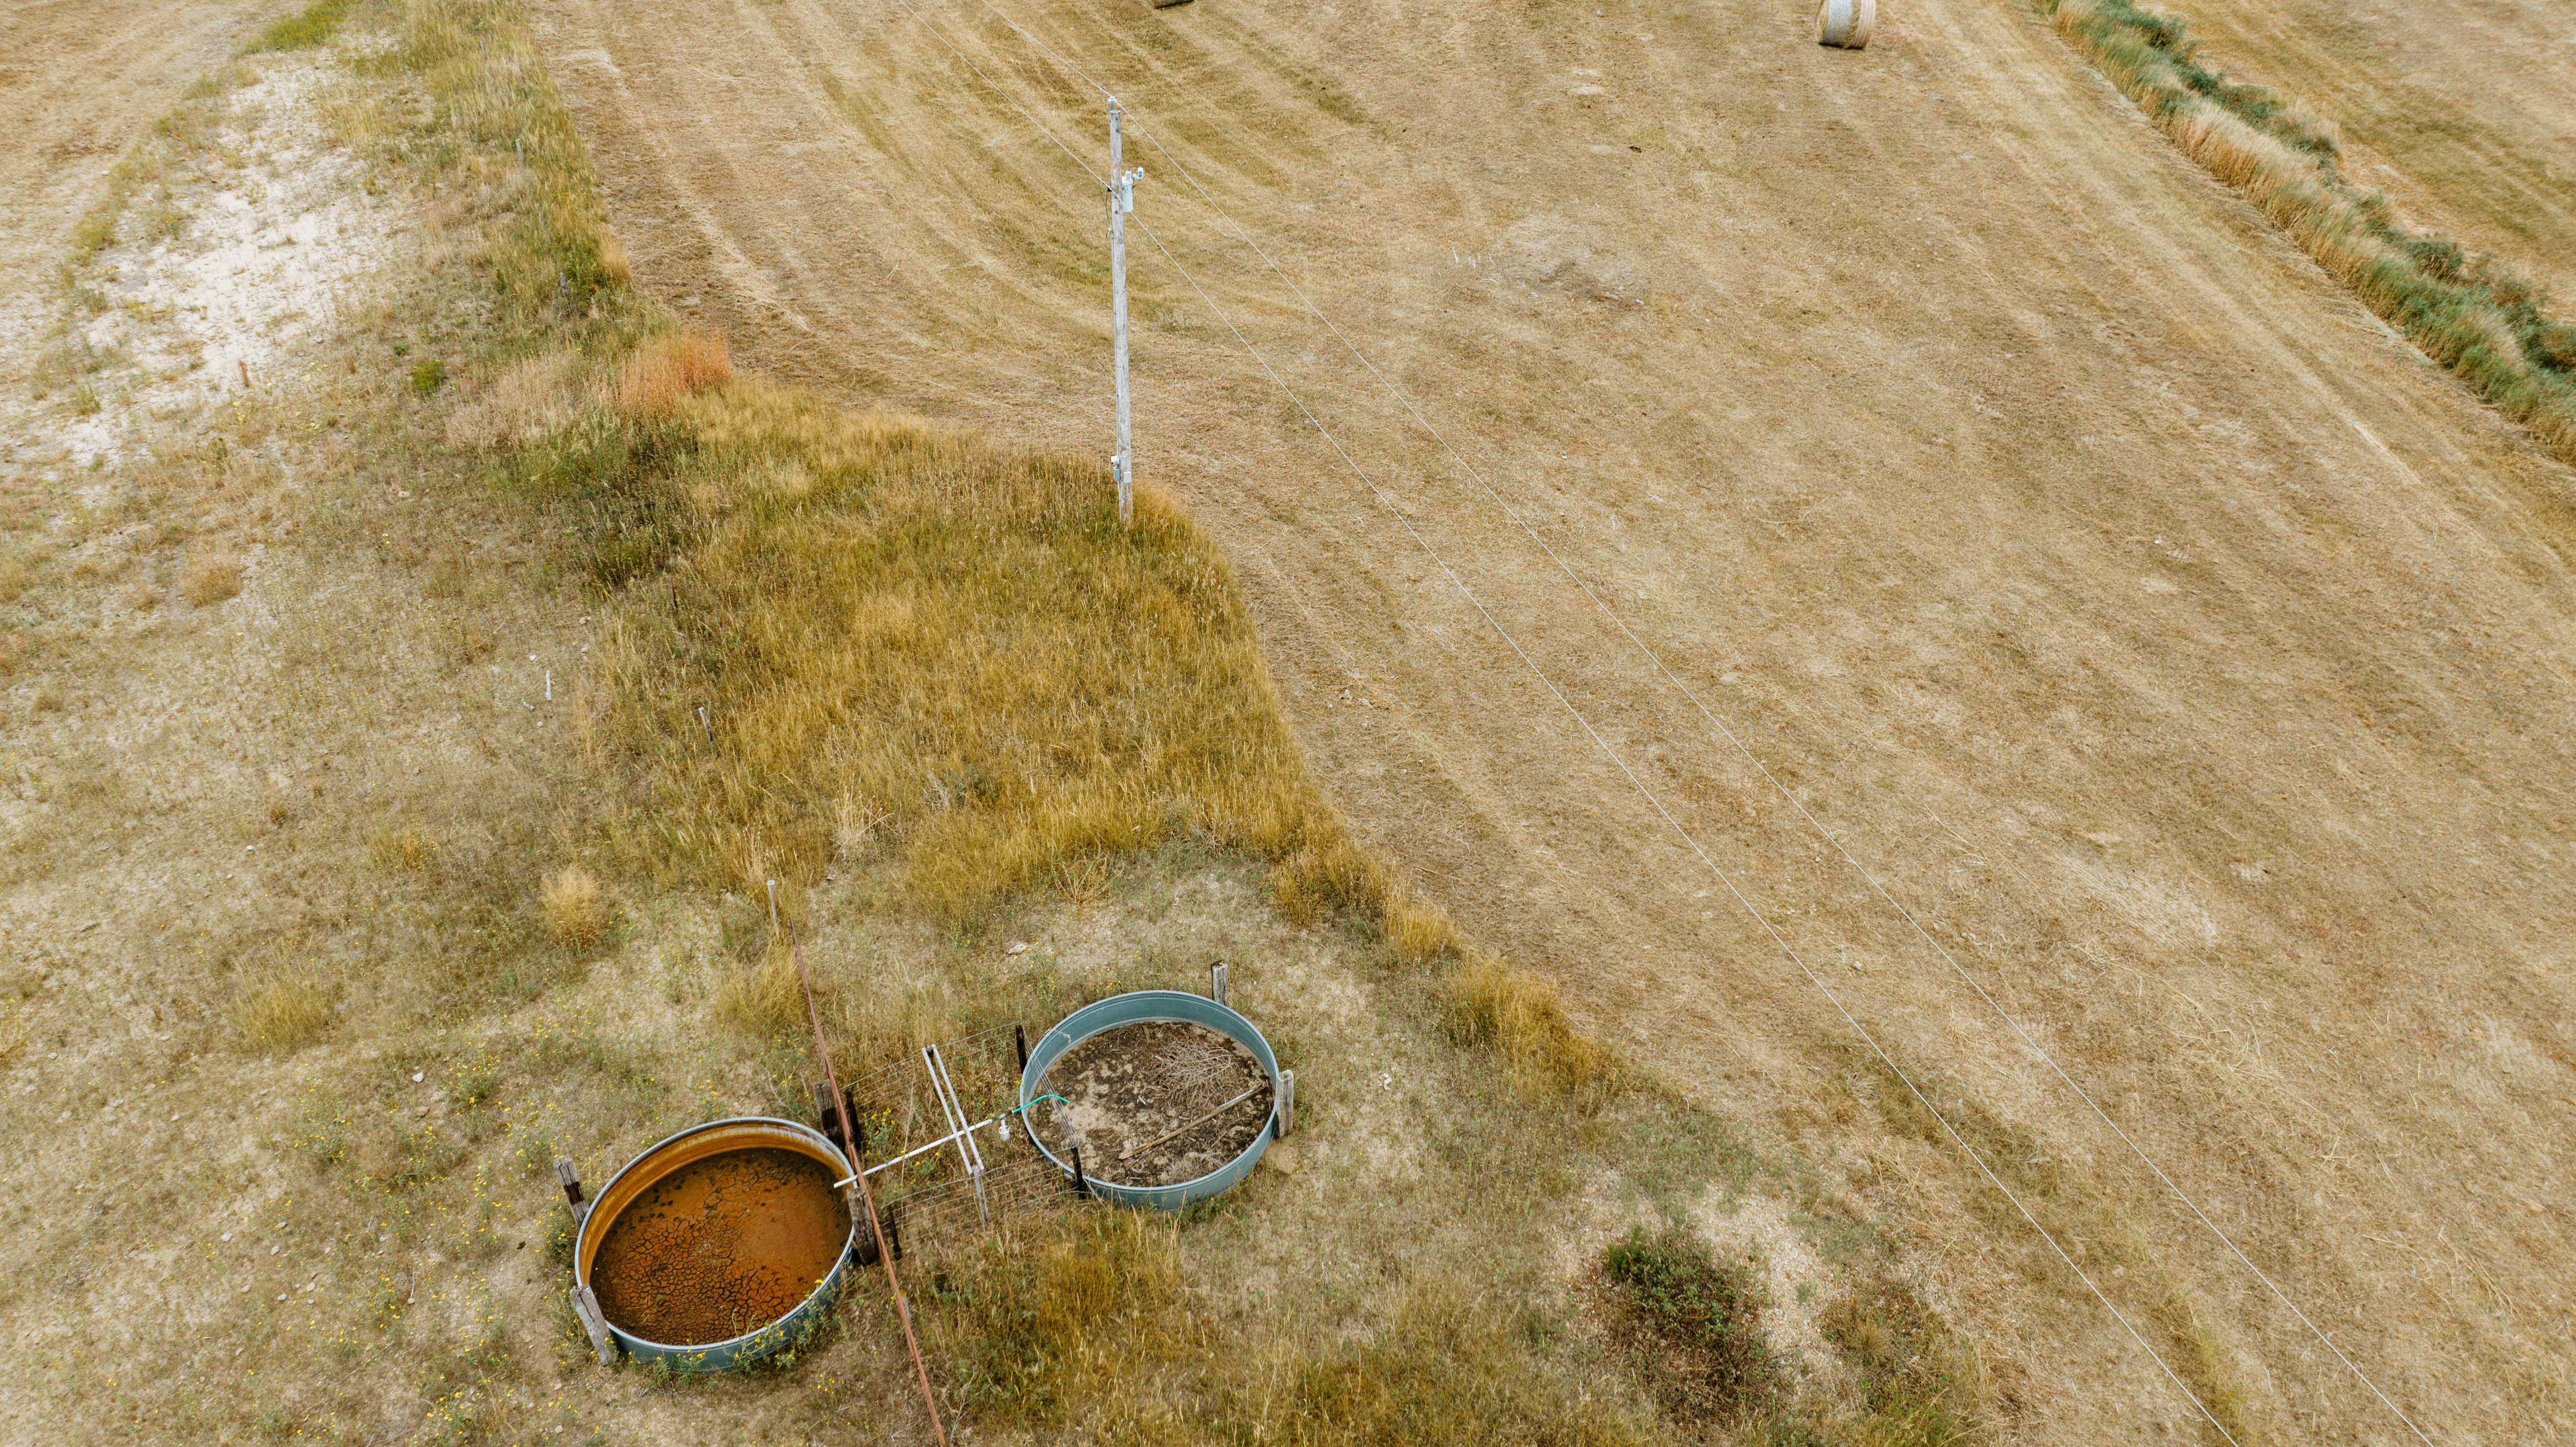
[1603,1226,1780,1426]
[410,359,447,396]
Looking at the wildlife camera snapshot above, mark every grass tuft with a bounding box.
[234,977,332,1052]
[1447,952,1617,1097]
[179,553,244,607]
[244,0,349,54]
[614,330,729,411]
[1267,837,1387,925]
[1385,887,1463,965]
[368,825,434,871]
[711,952,811,1036]
[539,865,609,948]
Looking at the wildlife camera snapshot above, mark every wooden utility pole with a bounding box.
[1109,99,1142,527]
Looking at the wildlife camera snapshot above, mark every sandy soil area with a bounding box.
[0,0,285,351]
[530,0,2576,1439]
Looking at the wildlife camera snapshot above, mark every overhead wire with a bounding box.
[1128,208,2243,1446]
[865,3,2402,1437]
[884,2,2246,1434]
[943,6,2434,1440]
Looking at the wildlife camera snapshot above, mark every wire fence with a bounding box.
[826,1025,1095,1258]
[841,1023,1022,1162]
[874,1150,1090,1260]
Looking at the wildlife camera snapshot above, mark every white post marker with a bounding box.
[1107,99,1144,527]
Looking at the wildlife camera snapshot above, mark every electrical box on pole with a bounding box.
[1108,100,1143,528]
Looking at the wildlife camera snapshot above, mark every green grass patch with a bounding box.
[1604,1227,1782,1428]
[244,0,350,53]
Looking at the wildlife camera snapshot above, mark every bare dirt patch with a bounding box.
[0,0,280,366]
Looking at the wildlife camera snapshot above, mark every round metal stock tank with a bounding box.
[1816,0,1875,48]
[571,1117,857,1372]
[1019,989,1281,1211]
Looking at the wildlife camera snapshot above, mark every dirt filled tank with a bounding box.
[1019,989,1287,1211]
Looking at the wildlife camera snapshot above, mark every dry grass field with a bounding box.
[529,0,2576,1440]
[3,0,2573,1442]
[2137,0,2576,310]
[0,4,1973,1444]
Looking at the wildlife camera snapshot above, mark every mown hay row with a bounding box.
[2042,0,2576,464]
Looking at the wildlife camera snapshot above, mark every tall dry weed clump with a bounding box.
[234,977,331,1052]
[179,553,244,607]
[713,950,813,1036]
[615,331,730,411]
[1447,952,1616,1098]
[540,865,610,947]
[2041,0,2576,463]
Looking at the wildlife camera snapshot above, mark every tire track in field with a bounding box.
[535,0,2576,1437]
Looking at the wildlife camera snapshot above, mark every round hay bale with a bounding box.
[1817,0,1875,48]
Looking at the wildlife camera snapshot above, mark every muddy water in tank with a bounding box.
[589,1147,850,1345]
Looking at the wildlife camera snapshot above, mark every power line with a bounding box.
[1127,210,2242,1446]
[885,0,1102,185]
[880,4,2244,1431]
[867,7,2309,1436]
[941,10,2431,1439]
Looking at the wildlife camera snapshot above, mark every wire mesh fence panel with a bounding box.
[874,1150,1085,1260]
[840,1024,1026,1173]
[826,1022,1068,1256]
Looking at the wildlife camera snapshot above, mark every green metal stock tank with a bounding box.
[570,1117,857,1372]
